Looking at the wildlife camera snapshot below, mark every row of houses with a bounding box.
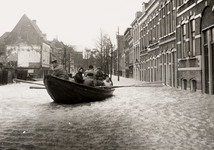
[0,14,82,80]
[117,0,214,95]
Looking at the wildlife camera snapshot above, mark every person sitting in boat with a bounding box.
[103,75,113,87]
[73,67,84,84]
[51,60,68,80]
[0,63,4,71]
[84,65,96,79]
[95,67,104,80]
[94,67,105,86]
[83,73,96,86]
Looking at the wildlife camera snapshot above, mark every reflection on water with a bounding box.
[0,77,214,149]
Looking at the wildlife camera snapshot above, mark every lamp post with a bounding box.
[135,59,139,80]
[110,44,113,79]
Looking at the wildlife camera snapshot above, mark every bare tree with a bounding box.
[93,29,113,72]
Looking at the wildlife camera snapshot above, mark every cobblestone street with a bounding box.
[0,76,214,149]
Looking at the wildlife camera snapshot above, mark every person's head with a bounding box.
[51,60,57,68]
[89,65,94,69]
[105,76,110,82]
[78,67,83,73]
[96,67,101,71]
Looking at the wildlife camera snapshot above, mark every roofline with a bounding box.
[124,27,132,35]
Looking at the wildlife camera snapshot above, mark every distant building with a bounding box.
[2,14,51,78]
[131,11,142,80]
[116,35,125,77]
[50,38,64,65]
[124,28,133,78]
[0,32,10,64]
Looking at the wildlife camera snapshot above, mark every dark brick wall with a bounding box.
[178,70,202,90]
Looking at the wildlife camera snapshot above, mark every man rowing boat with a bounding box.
[51,60,68,80]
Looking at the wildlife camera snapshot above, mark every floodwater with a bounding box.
[0,76,214,150]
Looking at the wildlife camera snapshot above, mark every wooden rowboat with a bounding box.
[44,75,115,104]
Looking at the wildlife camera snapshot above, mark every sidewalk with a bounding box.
[111,75,159,86]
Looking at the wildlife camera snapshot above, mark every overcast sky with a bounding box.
[0,0,148,49]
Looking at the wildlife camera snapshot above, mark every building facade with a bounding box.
[131,11,142,81]
[116,35,125,77]
[137,0,177,86]
[176,0,214,94]
[124,28,133,78]
[124,0,214,95]
[3,14,51,78]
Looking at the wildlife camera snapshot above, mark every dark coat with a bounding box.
[52,65,68,80]
[74,72,84,83]
[95,70,104,80]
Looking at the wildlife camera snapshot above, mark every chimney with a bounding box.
[32,20,36,24]
[142,2,148,13]
[135,11,142,18]
[42,34,47,40]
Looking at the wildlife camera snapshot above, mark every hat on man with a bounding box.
[78,67,83,71]
[51,60,57,64]
[89,65,94,69]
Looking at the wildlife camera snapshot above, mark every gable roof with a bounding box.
[5,14,49,45]
[0,32,10,54]
[50,38,64,49]
[0,32,10,44]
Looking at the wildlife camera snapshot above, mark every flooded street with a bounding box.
[0,76,214,150]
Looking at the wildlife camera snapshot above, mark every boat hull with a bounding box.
[44,75,115,104]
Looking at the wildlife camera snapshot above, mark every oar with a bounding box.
[140,81,162,85]
[112,84,164,88]
[97,84,164,89]
[110,81,163,88]
[14,79,44,86]
[30,86,46,89]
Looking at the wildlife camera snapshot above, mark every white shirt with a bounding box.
[103,80,112,86]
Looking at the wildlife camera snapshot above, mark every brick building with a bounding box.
[116,35,125,77]
[131,11,142,80]
[137,0,177,86]
[176,0,214,94]
[124,0,214,95]
[124,28,134,78]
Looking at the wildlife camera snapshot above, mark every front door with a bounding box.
[204,30,209,94]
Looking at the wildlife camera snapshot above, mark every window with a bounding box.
[182,24,187,58]
[172,11,176,31]
[212,28,214,42]
[190,19,196,56]
[204,30,208,45]
[168,13,171,33]
[172,0,175,9]
[166,4,169,13]
[156,24,159,40]
[162,17,166,36]
[179,0,186,6]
